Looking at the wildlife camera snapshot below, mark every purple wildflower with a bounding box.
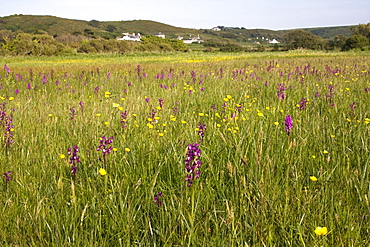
[68,145,80,181]
[236,103,243,112]
[79,101,84,111]
[326,84,334,98]
[154,192,163,206]
[4,65,10,74]
[96,136,114,168]
[158,98,164,108]
[185,143,202,187]
[71,166,78,175]
[285,115,293,135]
[297,97,307,110]
[121,110,128,128]
[3,171,11,182]
[68,146,81,165]
[350,102,356,115]
[197,122,206,142]
[277,83,286,100]
[42,75,47,85]
[94,86,100,94]
[4,113,14,146]
[69,106,76,121]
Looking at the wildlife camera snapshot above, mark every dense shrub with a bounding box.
[342,34,369,51]
[1,32,73,55]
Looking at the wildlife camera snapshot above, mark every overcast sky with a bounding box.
[1,0,369,30]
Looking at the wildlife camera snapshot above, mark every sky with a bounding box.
[0,0,369,30]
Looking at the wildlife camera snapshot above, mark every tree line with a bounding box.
[282,23,370,51]
[0,31,187,56]
[202,23,370,52]
[0,23,369,55]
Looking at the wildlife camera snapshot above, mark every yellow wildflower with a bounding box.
[314,227,328,236]
[99,168,107,176]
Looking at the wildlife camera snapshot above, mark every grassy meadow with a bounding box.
[0,51,369,246]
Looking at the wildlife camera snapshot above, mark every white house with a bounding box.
[117,33,142,41]
[269,39,280,44]
[153,32,165,39]
[211,27,221,31]
[183,35,204,44]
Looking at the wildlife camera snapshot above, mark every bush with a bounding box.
[342,34,369,51]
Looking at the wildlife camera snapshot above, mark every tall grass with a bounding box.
[0,51,369,246]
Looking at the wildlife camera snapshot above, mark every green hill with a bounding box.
[303,26,352,39]
[0,14,203,39]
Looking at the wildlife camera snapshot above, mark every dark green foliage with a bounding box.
[77,39,137,53]
[106,25,117,33]
[350,23,370,40]
[342,34,369,51]
[1,32,73,55]
[203,38,227,48]
[84,29,95,37]
[88,20,101,28]
[333,34,347,49]
[139,35,187,52]
[283,29,323,50]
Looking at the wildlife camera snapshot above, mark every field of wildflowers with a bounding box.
[0,51,369,246]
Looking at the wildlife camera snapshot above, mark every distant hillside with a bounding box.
[0,14,355,42]
[303,26,352,39]
[0,15,99,35]
[0,15,203,39]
